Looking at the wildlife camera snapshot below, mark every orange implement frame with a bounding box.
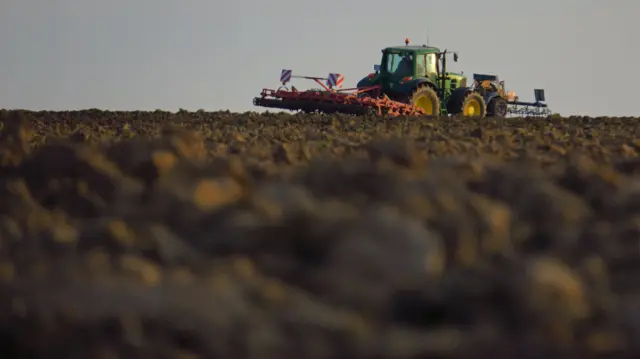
[253,75,426,117]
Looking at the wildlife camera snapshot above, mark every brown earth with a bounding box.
[1,109,640,358]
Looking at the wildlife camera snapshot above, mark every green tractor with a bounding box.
[356,39,508,118]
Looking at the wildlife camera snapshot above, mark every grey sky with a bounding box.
[1,0,637,116]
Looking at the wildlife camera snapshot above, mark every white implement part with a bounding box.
[326,73,344,88]
[280,69,292,84]
[276,69,345,92]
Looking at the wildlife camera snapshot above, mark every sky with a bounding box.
[0,0,637,117]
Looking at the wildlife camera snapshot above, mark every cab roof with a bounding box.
[384,45,441,53]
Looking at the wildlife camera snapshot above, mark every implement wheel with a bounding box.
[410,85,440,116]
[487,96,508,117]
[462,92,486,118]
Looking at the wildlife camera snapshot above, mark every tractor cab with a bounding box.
[357,40,468,104]
[473,74,503,95]
[471,74,517,101]
[361,45,440,99]
[380,47,438,80]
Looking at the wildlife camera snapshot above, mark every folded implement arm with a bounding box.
[253,69,427,117]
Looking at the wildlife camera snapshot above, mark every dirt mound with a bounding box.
[1,109,640,358]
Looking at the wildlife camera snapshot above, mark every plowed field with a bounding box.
[2,109,640,358]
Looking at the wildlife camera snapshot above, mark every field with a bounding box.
[2,109,640,358]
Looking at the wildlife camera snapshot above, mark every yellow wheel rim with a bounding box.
[415,95,433,115]
[463,99,481,116]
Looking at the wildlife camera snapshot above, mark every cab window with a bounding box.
[385,53,401,72]
[426,54,436,74]
[386,52,414,76]
[416,55,427,76]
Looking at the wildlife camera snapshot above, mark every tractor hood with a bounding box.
[445,72,467,88]
[357,73,380,88]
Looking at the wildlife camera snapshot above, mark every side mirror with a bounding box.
[454,53,458,62]
[374,64,380,72]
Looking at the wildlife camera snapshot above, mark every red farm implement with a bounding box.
[253,69,427,117]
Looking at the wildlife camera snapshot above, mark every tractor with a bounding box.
[355,39,509,118]
[253,39,550,118]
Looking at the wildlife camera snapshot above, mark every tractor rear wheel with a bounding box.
[446,87,469,115]
[410,85,440,116]
[461,92,487,117]
[487,96,508,117]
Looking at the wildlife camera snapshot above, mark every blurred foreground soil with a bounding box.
[2,109,640,358]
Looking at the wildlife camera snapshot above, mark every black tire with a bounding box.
[410,85,440,116]
[446,87,471,115]
[487,96,508,117]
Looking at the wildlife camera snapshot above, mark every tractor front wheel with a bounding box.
[410,85,441,116]
[487,96,508,117]
[447,88,486,118]
[461,92,487,118]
